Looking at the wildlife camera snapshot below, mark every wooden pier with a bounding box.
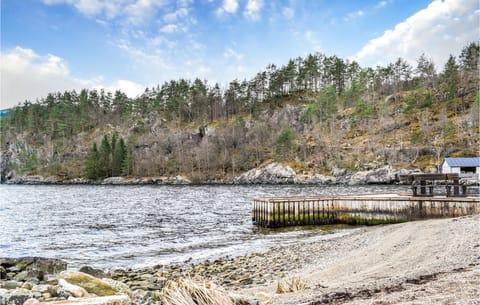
[252,193,480,228]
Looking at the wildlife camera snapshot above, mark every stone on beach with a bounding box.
[37,295,131,305]
[58,279,89,298]
[59,272,120,297]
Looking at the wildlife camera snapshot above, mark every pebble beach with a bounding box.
[2,215,479,305]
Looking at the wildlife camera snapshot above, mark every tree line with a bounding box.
[85,132,132,179]
[1,42,478,179]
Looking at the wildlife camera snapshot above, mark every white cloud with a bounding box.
[124,0,169,25]
[282,6,295,19]
[374,0,393,9]
[244,0,263,21]
[354,0,479,69]
[96,79,145,97]
[216,0,238,15]
[304,31,322,52]
[163,7,189,23]
[223,48,243,61]
[42,0,169,25]
[160,24,179,33]
[0,47,145,109]
[344,10,364,22]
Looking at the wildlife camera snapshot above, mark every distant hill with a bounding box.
[1,43,479,182]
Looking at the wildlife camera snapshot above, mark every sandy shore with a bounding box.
[108,214,480,304]
[233,214,480,305]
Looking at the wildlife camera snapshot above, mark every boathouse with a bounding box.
[441,157,480,177]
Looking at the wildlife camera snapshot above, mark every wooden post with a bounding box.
[420,180,426,195]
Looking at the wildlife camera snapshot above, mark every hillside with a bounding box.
[1,43,479,183]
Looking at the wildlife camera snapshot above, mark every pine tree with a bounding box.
[86,143,100,179]
[98,135,111,178]
[112,138,126,176]
[121,149,132,176]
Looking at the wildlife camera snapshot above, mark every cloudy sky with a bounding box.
[1,0,478,109]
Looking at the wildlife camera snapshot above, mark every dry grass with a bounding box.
[156,278,236,305]
[276,275,308,294]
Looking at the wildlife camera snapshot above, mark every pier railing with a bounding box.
[252,194,480,228]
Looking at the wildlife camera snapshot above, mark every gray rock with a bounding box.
[78,267,105,279]
[4,291,33,305]
[348,165,397,185]
[0,257,67,276]
[235,163,296,184]
[1,281,22,290]
[0,266,6,280]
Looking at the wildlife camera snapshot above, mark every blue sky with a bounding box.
[1,0,478,108]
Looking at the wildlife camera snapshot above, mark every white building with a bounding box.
[441,157,480,176]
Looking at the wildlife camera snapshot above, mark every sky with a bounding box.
[1,0,479,109]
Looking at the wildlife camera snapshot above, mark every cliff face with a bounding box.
[1,89,478,184]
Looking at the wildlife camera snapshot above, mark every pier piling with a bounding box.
[252,194,480,228]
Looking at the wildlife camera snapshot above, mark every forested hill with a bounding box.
[1,43,479,183]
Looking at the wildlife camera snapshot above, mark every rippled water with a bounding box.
[0,184,407,269]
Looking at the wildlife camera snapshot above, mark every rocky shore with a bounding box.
[2,214,479,305]
[0,163,441,186]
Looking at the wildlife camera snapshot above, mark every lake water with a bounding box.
[0,184,408,270]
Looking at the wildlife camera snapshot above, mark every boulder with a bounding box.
[78,267,105,279]
[31,284,57,297]
[0,257,67,275]
[60,272,119,296]
[101,177,128,185]
[348,165,397,185]
[36,294,131,305]
[58,279,89,298]
[3,290,33,305]
[24,299,40,305]
[235,163,296,184]
[1,281,22,290]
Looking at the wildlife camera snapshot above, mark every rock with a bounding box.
[24,298,40,305]
[3,290,33,305]
[100,279,132,298]
[21,282,33,290]
[1,280,22,289]
[235,163,296,184]
[0,266,7,280]
[0,257,67,276]
[31,284,57,297]
[58,279,89,298]
[101,177,128,185]
[60,272,119,296]
[35,294,131,305]
[78,267,105,279]
[348,165,397,185]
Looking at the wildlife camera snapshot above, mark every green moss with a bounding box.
[336,214,406,226]
[15,262,29,270]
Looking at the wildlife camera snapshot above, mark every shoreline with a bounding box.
[1,215,479,304]
[108,214,480,304]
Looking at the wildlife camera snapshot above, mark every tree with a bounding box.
[415,53,436,89]
[86,143,100,179]
[275,127,296,160]
[98,135,111,178]
[441,55,459,99]
[112,137,126,176]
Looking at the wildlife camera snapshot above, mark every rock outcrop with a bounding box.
[234,163,296,184]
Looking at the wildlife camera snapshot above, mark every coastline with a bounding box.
[1,215,479,304]
[108,214,480,304]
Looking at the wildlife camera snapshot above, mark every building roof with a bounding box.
[444,157,480,167]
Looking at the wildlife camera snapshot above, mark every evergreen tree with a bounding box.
[98,135,111,178]
[442,55,459,99]
[112,138,127,176]
[275,127,296,160]
[86,143,100,179]
[122,149,133,176]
